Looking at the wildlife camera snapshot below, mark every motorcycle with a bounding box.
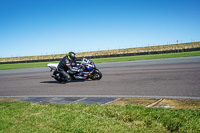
[47,58,102,83]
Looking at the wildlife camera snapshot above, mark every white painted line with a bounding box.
[72,97,88,103]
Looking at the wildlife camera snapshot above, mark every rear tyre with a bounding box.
[55,75,65,82]
[91,70,102,80]
[53,70,68,83]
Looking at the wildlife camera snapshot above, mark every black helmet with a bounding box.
[67,52,76,61]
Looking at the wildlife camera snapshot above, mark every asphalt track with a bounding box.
[0,56,200,104]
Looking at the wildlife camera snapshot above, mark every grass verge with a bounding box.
[0,102,200,132]
[0,61,58,70]
[0,51,200,70]
[92,50,200,63]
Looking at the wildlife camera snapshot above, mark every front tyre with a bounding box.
[91,69,102,80]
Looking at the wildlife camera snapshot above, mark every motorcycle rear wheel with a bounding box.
[53,70,67,83]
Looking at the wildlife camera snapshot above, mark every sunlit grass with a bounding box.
[0,61,58,70]
[92,50,200,63]
[0,102,200,132]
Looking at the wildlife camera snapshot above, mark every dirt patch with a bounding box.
[0,97,25,102]
[156,99,200,109]
[107,98,200,109]
[106,98,157,106]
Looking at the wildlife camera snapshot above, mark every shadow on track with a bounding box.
[40,81,60,84]
[40,79,93,84]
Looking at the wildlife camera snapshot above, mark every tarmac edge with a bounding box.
[1,97,200,109]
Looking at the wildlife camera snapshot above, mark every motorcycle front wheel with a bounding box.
[91,70,102,80]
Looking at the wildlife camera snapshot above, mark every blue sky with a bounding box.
[0,0,200,58]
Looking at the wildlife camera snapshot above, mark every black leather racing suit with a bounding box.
[55,55,83,81]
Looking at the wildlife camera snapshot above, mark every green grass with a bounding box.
[0,61,58,70]
[92,50,200,63]
[0,51,200,70]
[0,102,200,133]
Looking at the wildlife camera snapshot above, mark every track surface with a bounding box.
[0,56,200,99]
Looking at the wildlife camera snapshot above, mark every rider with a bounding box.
[53,52,83,83]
